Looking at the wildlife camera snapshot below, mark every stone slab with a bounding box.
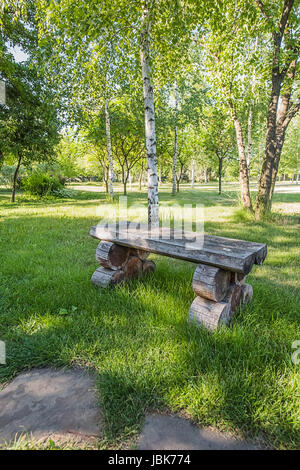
[0,368,101,446]
[137,414,263,450]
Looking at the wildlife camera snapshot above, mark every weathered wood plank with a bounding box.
[90,223,267,274]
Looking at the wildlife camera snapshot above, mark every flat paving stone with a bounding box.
[137,414,263,450]
[0,368,101,446]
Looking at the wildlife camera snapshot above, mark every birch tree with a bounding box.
[140,1,159,225]
[172,85,179,196]
[254,0,300,218]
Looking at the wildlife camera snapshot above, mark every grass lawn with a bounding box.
[0,183,299,449]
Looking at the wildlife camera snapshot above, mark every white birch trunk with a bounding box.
[140,1,159,228]
[104,98,114,199]
[247,38,258,174]
[247,106,253,170]
[172,85,178,195]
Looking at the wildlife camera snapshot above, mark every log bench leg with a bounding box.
[91,241,155,287]
[188,263,253,330]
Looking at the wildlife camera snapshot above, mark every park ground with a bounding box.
[0,182,299,449]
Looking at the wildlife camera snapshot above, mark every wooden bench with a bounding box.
[90,222,267,330]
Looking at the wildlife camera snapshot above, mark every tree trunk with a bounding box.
[191,159,195,188]
[218,156,223,195]
[256,75,281,218]
[231,112,252,210]
[172,85,178,195]
[255,0,298,219]
[12,153,22,203]
[123,181,127,195]
[140,1,159,228]
[247,106,253,172]
[104,97,114,199]
[297,156,299,185]
[0,149,4,170]
[247,37,258,175]
[269,125,288,201]
[204,168,207,184]
[129,172,132,191]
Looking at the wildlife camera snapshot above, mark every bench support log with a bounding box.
[188,263,253,330]
[91,242,155,286]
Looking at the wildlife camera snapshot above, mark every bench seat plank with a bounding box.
[90,223,267,275]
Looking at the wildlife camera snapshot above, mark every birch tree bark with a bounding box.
[247,106,253,170]
[172,85,178,195]
[229,104,253,210]
[140,0,159,228]
[104,97,114,199]
[247,37,258,174]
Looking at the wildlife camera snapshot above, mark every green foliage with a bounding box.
[23,172,63,197]
[0,0,61,203]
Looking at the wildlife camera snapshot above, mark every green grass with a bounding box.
[0,183,299,450]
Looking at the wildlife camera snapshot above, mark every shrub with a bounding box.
[23,172,63,197]
[51,188,76,198]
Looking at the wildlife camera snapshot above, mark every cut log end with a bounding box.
[91,266,125,288]
[142,259,156,275]
[192,264,231,302]
[124,256,143,280]
[96,241,129,270]
[188,296,231,331]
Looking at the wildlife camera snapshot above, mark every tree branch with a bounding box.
[282,100,300,128]
[254,0,272,21]
[279,0,295,37]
